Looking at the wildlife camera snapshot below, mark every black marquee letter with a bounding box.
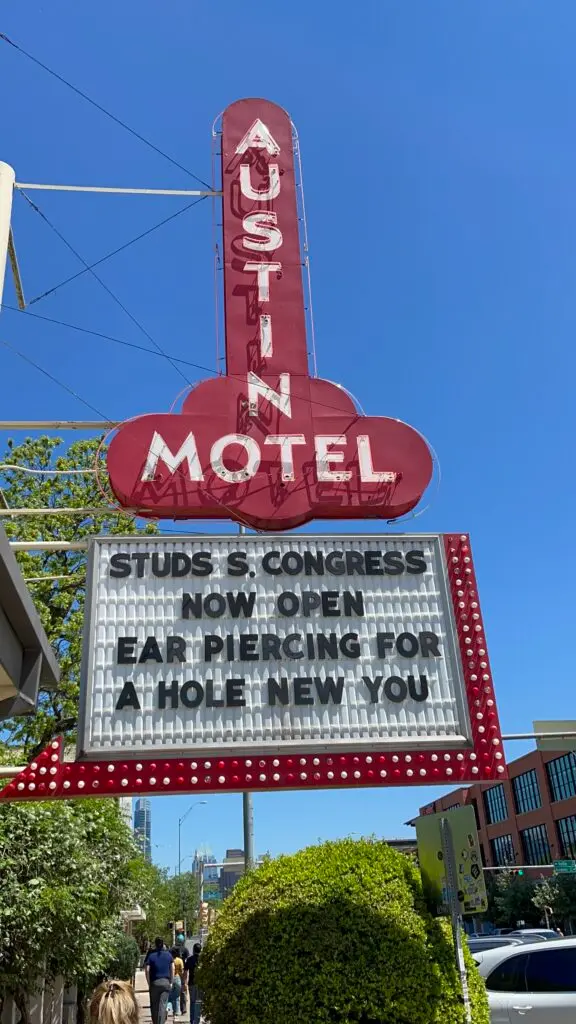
[117,637,137,664]
[139,636,163,663]
[115,680,141,711]
[383,676,408,703]
[180,681,204,708]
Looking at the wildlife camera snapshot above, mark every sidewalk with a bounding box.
[134,970,152,1024]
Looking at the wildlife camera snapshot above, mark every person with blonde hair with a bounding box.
[89,980,139,1024]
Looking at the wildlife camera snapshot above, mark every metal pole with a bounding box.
[9,541,88,551]
[243,791,255,871]
[440,817,472,1024]
[238,523,256,872]
[16,182,221,197]
[178,818,182,877]
[0,162,15,312]
[0,421,118,430]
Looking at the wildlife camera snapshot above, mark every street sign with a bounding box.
[107,99,433,530]
[71,533,505,793]
[553,860,576,874]
[534,721,576,753]
[416,806,488,916]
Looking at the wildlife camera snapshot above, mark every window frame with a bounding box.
[547,754,576,803]
[483,783,508,825]
[490,833,515,867]
[512,769,542,815]
[556,815,576,860]
[519,823,551,865]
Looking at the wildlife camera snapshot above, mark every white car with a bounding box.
[508,929,561,942]
[474,936,576,1022]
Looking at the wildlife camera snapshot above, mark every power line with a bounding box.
[0,33,211,190]
[3,304,379,420]
[0,338,110,420]
[4,304,192,365]
[18,190,192,385]
[30,196,207,305]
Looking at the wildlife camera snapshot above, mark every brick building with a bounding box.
[409,749,576,874]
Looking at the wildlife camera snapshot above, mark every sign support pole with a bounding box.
[440,817,472,1024]
[243,790,255,871]
[238,523,256,871]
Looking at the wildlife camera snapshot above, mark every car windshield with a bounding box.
[468,939,520,952]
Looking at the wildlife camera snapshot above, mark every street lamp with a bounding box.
[178,801,207,875]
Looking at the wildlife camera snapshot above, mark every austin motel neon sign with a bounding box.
[107,99,433,530]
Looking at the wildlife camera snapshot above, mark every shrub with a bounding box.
[103,932,140,981]
[197,838,488,1024]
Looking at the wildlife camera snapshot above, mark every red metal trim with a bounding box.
[0,534,505,801]
[443,533,506,784]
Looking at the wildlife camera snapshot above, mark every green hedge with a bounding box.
[103,932,140,981]
[197,838,488,1024]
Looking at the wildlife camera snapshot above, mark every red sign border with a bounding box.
[0,533,505,801]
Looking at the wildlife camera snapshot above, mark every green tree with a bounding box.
[0,435,156,758]
[198,838,489,1024]
[490,872,541,928]
[0,798,155,1003]
[533,875,576,932]
[132,869,200,948]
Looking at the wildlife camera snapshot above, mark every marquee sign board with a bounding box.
[106,98,433,529]
[79,533,472,758]
[0,532,505,801]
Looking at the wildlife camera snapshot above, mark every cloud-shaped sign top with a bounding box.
[107,99,433,531]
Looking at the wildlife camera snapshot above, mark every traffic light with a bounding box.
[200,902,209,926]
[517,870,524,876]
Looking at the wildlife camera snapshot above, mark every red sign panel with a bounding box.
[107,99,432,530]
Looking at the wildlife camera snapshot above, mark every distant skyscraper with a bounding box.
[134,798,152,861]
[192,849,218,881]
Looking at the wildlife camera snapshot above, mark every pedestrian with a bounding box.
[175,942,189,1014]
[183,943,202,1024]
[144,938,174,1024]
[555,927,564,937]
[89,980,139,1024]
[168,948,185,1017]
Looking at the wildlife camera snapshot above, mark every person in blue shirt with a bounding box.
[144,938,174,1024]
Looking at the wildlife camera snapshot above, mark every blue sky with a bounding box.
[1,1,575,872]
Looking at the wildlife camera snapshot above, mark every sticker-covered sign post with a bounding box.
[416,806,487,1024]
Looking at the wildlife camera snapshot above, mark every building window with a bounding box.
[546,754,576,803]
[512,770,542,814]
[520,824,551,865]
[444,803,461,811]
[556,816,576,860]
[490,834,515,866]
[483,784,508,824]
